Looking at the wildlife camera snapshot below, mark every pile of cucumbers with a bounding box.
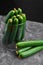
[2,8,26,44]
[16,40,43,58]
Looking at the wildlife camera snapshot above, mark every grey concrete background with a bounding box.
[0,16,43,65]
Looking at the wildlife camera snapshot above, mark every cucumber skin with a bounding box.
[9,18,18,44]
[16,40,43,48]
[19,46,43,58]
[17,47,31,54]
[2,19,12,44]
[5,10,15,23]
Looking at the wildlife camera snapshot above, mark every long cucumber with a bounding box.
[16,47,31,55]
[19,46,43,58]
[21,14,26,39]
[5,10,15,23]
[9,17,18,43]
[3,16,16,35]
[16,15,24,42]
[16,40,43,48]
[2,19,12,44]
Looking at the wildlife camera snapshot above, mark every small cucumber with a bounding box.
[21,13,26,22]
[21,13,26,39]
[14,8,18,15]
[5,10,15,23]
[2,19,12,44]
[9,17,18,43]
[16,40,43,48]
[16,47,31,55]
[16,15,24,42]
[12,16,16,20]
[19,46,43,58]
[16,15,23,24]
[18,8,22,14]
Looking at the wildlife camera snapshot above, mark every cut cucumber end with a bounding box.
[8,19,12,23]
[16,51,18,55]
[14,8,18,15]
[16,46,18,49]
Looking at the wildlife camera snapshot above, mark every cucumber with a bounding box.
[16,15,23,24]
[16,47,31,55]
[21,13,26,22]
[18,8,22,14]
[21,14,26,39]
[5,10,15,23]
[3,16,16,34]
[16,40,43,48]
[12,15,16,21]
[19,46,43,58]
[16,15,24,42]
[9,17,18,43]
[14,8,18,15]
[2,19,12,44]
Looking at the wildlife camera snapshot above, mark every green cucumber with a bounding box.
[18,8,22,14]
[2,19,12,44]
[21,13,26,39]
[21,13,26,22]
[3,16,16,34]
[16,15,24,42]
[5,10,15,23]
[16,40,43,48]
[14,8,18,15]
[19,46,43,58]
[9,18,18,43]
[16,15,23,24]
[12,15,16,22]
[16,47,31,55]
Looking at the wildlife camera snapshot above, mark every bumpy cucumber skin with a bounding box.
[5,10,15,23]
[17,47,31,54]
[2,19,12,44]
[16,40,43,48]
[9,18,18,43]
[19,46,43,58]
[18,8,22,14]
[16,15,24,42]
[21,14,26,40]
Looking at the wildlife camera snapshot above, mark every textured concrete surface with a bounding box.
[0,16,43,65]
